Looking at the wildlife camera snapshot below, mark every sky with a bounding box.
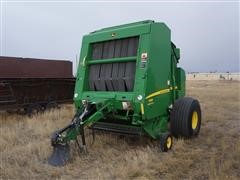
[0,0,239,74]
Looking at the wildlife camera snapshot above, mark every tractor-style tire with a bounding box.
[160,133,173,152]
[46,101,58,110]
[25,103,42,117]
[170,97,201,138]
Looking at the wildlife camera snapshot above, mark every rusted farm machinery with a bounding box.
[0,56,75,115]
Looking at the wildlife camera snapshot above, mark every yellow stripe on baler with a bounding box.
[145,86,178,99]
[146,88,170,99]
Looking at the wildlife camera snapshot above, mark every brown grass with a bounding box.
[0,80,240,180]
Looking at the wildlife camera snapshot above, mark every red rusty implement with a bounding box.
[0,56,73,78]
[0,56,75,113]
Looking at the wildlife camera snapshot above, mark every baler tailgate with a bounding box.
[88,36,139,92]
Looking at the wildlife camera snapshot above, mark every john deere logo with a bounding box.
[111,32,116,37]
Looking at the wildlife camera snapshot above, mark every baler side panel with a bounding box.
[132,33,151,118]
[144,23,172,120]
[176,67,186,98]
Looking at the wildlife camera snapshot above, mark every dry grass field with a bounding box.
[0,80,240,180]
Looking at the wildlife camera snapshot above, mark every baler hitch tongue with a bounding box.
[47,108,88,166]
[47,103,100,166]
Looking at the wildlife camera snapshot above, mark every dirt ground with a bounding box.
[0,80,239,180]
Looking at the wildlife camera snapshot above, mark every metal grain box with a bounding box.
[0,56,73,78]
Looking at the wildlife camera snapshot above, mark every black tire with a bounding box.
[170,97,201,138]
[25,103,41,117]
[160,133,173,152]
[25,106,32,116]
[33,104,42,114]
[46,101,58,110]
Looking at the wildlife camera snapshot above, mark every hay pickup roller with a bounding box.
[48,20,201,166]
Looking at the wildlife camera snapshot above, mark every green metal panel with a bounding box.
[83,22,151,44]
[176,67,186,98]
[143,23,172,120]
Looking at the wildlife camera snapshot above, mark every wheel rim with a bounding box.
[166,136,172,149]
[192,111,198,130]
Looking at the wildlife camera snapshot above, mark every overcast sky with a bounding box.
[1,1,239,73]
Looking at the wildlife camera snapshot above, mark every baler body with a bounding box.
[73,20,185,139]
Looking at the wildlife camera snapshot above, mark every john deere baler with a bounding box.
[48,20,201,166]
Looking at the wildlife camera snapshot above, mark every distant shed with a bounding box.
[187,73,240,81]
